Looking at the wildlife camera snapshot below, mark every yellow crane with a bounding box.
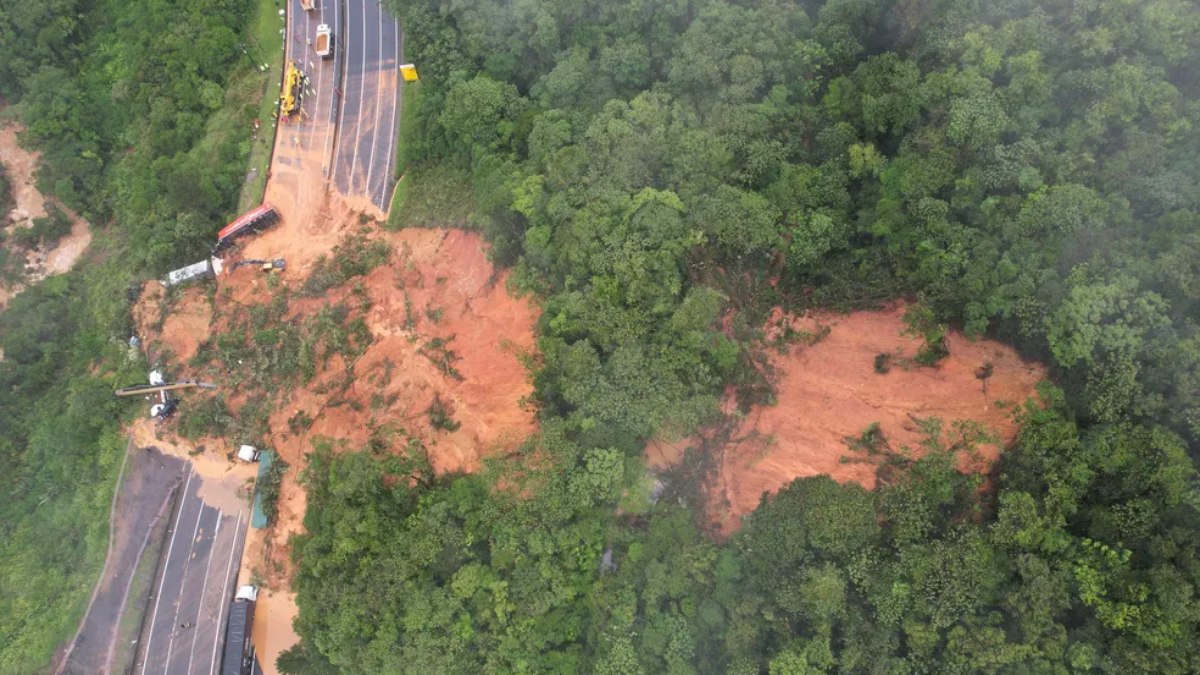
[280,61,304,117]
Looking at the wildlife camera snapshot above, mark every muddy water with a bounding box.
[251,588,300,674]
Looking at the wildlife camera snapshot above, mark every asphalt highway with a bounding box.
[284,0,340,176]
[334,0,403,211]
[135,467,247,675]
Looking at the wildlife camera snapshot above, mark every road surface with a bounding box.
[333,0,403,211]
[285,0,340,177]
[135,466,248,675]
[59,447,186,675]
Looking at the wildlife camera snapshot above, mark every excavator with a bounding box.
[113,380,217,397]
[232,258,286,273]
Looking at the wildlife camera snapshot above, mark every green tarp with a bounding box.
[250,449,275,528]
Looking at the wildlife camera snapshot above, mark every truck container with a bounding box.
[220,586,258,675]
[163,257,224,288]
[215,203,279,251]
[315,24,332,58]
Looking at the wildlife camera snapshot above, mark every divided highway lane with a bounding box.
[287,0,339,175]
[334,0,402,211]
[136,467,247,675]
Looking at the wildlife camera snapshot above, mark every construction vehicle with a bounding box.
[220,586,259,675]
[232,258,286,273]
[116,370,215,423]
[315,24,333,58]
[280,62,304,117]
[113,380,217,397]
[216,203,279,251]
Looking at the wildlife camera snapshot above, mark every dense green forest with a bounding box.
[3,0,1199,672]
[0,0,264,669]
[284,0,1200,673]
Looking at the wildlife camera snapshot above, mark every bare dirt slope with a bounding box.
[131,283,214,365]
[128,122,538,669]
[649,305,1046,535]
[0,121,92,309]
[132,187,538,587]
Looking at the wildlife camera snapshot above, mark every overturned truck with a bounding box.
[215,203,279,252]
[163,257,224,288]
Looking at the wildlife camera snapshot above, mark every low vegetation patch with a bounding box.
[257,455,289,527]
[302,233,391,296]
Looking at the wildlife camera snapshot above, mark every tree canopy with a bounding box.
[283,0,1200,672]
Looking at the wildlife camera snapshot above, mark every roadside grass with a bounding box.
[188,0,285,217]
[386,80,447,229]
[396,80,424,171]
[386,163,474,230]
[386,79,420,222]
[235,0,288,212]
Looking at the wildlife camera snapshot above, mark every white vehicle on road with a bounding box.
[315,24,333,58]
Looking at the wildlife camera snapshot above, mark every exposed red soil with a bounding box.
[126,109,538,669]
[0,120,92,309]
[648,305,1046,536]
[131,283,213,365]
[133,186,539,595]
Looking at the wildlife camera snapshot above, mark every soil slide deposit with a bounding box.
[134,189,538,598]
[132,283,214,365]
[0,120,92,309]
[649,306,1046,535]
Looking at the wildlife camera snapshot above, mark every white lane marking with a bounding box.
[185,513,222,674]
[316,0,332,172]
[333,0,352,191]
[364,2,385,199]
[140,466,194,675]
[307,47,327,152]
[163,504,208,672]
[208,512,244,675]
[349,0,369,193]
[379,18,401,209]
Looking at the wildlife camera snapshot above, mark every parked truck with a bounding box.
[315,24,333,58]
[220,586,258,675]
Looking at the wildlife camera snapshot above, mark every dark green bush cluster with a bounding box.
[257,455,289,527]
[302,234,391,296]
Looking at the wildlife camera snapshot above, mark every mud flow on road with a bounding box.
[280,0,403,212]
[130,440,257,675]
